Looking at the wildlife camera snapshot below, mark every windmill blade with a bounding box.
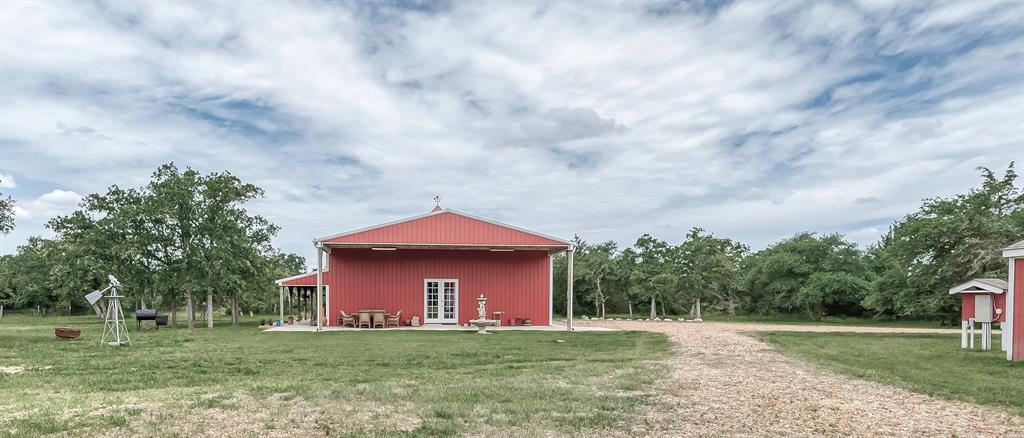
[85,290,103,305]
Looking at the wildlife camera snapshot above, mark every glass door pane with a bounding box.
[443,281,456,319]
[426,281,439,319]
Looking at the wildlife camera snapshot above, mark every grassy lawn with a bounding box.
[702,313,951,328]
[758,331,1024,415]
[590,312,948,328]
[0,315,671,437]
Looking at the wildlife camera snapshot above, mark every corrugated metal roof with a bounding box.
[316,209,570,249]
[975,278,1009,290]
[949,278,1008,294]
[275,271,323,286]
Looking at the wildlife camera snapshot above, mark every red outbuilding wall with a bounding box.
[325,248,551,326]
[960,293,1007,323]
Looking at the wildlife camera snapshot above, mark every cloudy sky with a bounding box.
[1,0,1021,262]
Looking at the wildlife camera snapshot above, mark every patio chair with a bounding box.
[386,310,402,328]
[357,312,372,328]
[372,311,385,328]
[339,310,356,328]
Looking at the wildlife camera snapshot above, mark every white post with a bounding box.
[316,244,323,332]
[279,286,285,324]
[969,318,975,350]
[1008,257,1016,360]
[962,320,968,349]
[566,248,574,331]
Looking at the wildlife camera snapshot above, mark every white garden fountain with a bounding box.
[469,294,497,334]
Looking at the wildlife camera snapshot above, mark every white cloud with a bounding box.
[12,206,31,220]
[13,190,83,222]
[0,1,1021,258]
[0,174,14,188]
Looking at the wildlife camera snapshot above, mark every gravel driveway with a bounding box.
[577,320,1024,437]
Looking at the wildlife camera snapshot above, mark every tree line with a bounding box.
[0,163,305,326]
[1,163,1021,324]
[554,164,1023,322]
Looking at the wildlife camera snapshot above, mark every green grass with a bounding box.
[590,312,949,328]
[701,313,950,328]
[758,331,1024,415]
[0,315,671,437]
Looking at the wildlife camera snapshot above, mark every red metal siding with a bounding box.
[279,272,319,287]
[325,248,551,326]
[959,293,1006,323]
[1015,259,1024,361]
[961,295,975,321]
[323,211,567,247]
[997,293,1007,323]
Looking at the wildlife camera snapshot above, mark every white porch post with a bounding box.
[278,286,285,324]
[316,244,324,332]
[567,248,574,331]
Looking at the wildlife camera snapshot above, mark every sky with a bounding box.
[1,0,1022,264]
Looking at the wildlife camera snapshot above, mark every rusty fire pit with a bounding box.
[55,327,81,340]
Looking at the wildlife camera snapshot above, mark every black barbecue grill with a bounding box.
[135,309,167,330]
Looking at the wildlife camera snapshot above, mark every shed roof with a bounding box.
[275,271,324,287]
[315,208,571,250]
[948,278,1008,295]
[1003,240,1024,258]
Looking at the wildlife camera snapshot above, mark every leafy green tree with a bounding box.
[677,228,748,318]
[864,164,1023,318]
[611,247,638,317]
[629,234,675,319]
[742,232,869,319]
[0,178,14,235]
[41,163,299,326]
[577,240,618,318]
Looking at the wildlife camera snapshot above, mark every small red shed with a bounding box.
[948,278,1007,324]
[276,206,575,329]
[949,278,1006,351]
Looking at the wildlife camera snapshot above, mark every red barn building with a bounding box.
[276,206,575,329]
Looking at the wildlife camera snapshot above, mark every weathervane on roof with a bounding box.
[433,195,441,207]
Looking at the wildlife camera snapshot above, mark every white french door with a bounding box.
[424,279,458,324]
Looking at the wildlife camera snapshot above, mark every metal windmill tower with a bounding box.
[86,275,131,347]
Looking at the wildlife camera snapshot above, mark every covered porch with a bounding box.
[274,272,327,326]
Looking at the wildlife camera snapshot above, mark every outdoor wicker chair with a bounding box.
[357,311,372,328]
[372,311,385,328]
[386,310,402,328]
[339,310,356,328]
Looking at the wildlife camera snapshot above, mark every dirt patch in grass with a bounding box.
[579,320,1024,437]
[111,392,423,437]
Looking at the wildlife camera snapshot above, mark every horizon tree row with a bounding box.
[554,163,1023,322]
[0,163,306,326]
[1,163,1020,323]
